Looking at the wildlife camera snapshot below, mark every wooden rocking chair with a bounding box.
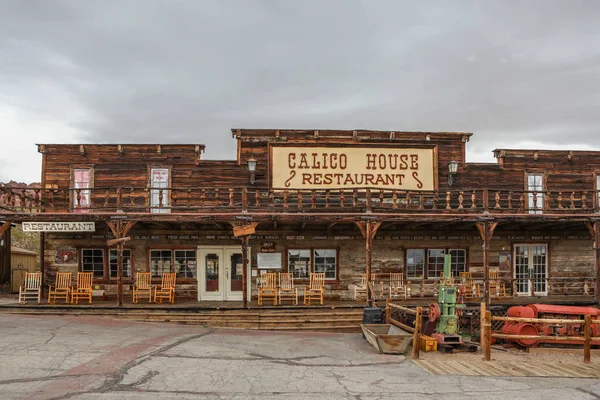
[389,273,409,300]
[154,273,176,304]
[133,272,153,303]
[48,272,72,304]
[459,272,481,299]
[489,271,507,298]
[71,272,93,304]
[19,272,41,304]
[278,272,298,305]
[304,272,325,305]
[258,272,278,306]
[353,274,367,301]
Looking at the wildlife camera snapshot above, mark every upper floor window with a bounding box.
[150,168,170,213]
[72,168,92,212]
[596,174,600,208]
[526,173,544,214]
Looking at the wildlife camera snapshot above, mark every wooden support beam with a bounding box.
[0,221,12,237]
[241,234,249,309]
[586,221,600,304]
[476,221,498,306]
[105,219,137,307]
[355,220,382,305]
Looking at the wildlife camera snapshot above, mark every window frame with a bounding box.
[147,247,197,281]
[70,165,94,212]
[594,171,600,210]
[285,247,340,282]
[148,165,172,213]
[404,247,468,280]
[524,170,546,214]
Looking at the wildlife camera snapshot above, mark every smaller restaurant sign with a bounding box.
[22,222,96,232]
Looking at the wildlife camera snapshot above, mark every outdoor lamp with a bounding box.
[247,157,257,185]
[448,161,459,186]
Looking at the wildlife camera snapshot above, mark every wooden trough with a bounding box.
[361,323,413,355]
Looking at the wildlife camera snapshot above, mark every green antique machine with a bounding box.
[429,254,465,344]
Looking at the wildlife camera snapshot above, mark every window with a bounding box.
[72,168,92,212]
[150,249,196,279]
[81,249,104,277]
[287,249,337,280]
[527,173,544,214]
[109,249,132,279]
[406,249,425,279]
[175,250,197,279]
[150,250,172,277]
[406,248,467,279]
[449,249,467,277]
[288,249,311,280]
[150,168,170,213]
[314,249,337,280]
[427,249,445,278]
[596,174,600,208]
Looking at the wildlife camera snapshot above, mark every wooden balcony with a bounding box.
[1,186,599,218]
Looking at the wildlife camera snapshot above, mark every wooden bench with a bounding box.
[48,272,72,304]
[19,272,41,304]
[389,273,409,300]
[459,272,481,299]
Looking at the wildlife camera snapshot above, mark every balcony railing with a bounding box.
[1,186,599,215]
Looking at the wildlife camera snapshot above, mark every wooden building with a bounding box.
[0,129,599,307]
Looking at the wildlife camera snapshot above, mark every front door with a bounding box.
[198,246,250,301]
[514,244,548,296]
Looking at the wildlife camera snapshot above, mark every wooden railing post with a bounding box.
[385,298,391,324]
[411,306,422,360]
[484,310,492,361]
[483,189,489,213]
[584,315,591,364]
[366,188,372,213]
[480,302,487,358]
[242,188,248,212]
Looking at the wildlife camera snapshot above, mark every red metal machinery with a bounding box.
[502,304,600,347]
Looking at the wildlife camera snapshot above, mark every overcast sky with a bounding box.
[1,0,600,183]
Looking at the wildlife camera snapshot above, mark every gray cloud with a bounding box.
[1,0,600,182]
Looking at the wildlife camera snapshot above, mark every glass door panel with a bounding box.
[532,245,547,294]
[229,253,243,292]
[205,253,220,292]
[514,245,529,294]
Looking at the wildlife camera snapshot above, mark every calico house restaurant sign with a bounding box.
[22,222,96,232]
[271,145,436,190]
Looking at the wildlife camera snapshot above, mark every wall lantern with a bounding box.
[247,157,257,185]
[0,238,4,247]
[448,161,459,186]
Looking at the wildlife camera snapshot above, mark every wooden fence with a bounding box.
[385,299,423,359]
[480,302,600,364]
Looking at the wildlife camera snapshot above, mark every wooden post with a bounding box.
[40,232,45,298]
[594,221,600,304]
[241,234,249,309]
[477,221,497,306]
[584,314,591,364]
[480,302,486,355]
[117,242,124,307]
[411,306,422,360]
[366,222,373,306]
[484,311,492,361]
[483,222,490,306]
[385,298,391,324]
